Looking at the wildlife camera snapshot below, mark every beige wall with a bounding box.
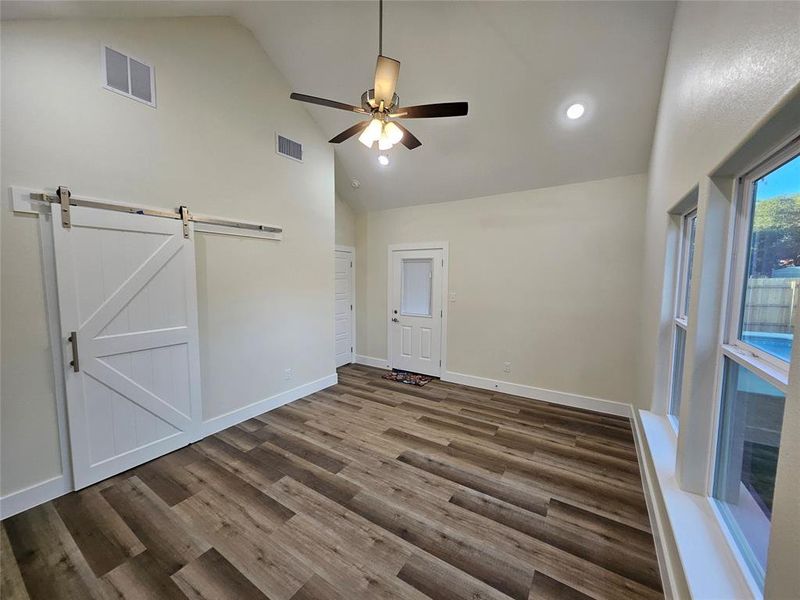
[640,0,800,412]
[357,174,647,406]
[0,17,335,496]
[335,194,356,247]
[639,2,800,596]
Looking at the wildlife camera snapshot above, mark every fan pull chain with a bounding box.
[379,0,383,56]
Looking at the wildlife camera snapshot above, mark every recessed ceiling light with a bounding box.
[378,154,389,166]
[566,103,585,120]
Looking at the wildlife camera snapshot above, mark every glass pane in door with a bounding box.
[401,258,433,316]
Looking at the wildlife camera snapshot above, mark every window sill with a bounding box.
[635,410,760,600]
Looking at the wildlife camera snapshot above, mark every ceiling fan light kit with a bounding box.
[289,0,468,163]
[358,117,385,148]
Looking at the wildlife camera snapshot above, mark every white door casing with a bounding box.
[389,247,444,377]
[52,206,202,489]
[335,248,354,367]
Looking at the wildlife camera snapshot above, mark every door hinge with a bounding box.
[442,259,444,267]
[350,261,353,268]
[57,186,72,228]
[350,304,353,310]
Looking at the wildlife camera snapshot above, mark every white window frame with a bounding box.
[705,136,799,593]
[100,44,157,108]
[667,207,698,426]
[721,138,798,389]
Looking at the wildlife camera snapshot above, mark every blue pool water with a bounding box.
[742,332,793,362]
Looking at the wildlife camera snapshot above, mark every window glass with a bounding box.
[669,326,686,419]
[401,258,432,316]
[739,154,800,363]
[713,359,785,584]
[682,212,698,317]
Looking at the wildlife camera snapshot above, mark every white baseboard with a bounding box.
[351,360,629,418]
[199,373,337,437]
[1,374,337,520]
[0,474,72,520]
[354,355,390,369]
[441,370,632,417]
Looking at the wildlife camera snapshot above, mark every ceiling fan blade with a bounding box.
[392,102,468,119]
[290,93,367,114]
[329,121,370,144]
[373,55,400,107]
[392,122,422,149]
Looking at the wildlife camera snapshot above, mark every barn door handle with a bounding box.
[68,331,80,372]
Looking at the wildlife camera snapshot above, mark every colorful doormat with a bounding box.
[382,370,433,387]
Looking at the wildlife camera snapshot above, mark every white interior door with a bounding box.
[334,249,354,367]
[390,248,443,376]
[52,206,202,489]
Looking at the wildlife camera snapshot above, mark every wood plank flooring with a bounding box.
[1,365,663,600]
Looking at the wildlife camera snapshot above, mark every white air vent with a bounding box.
[101,45,156,107]
[276,134,303,162]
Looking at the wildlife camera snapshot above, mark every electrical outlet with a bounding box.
[503,362,511,373]
[284,368,292,380]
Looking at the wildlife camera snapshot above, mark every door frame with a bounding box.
[335,245,356,365]
[387,242,449,375]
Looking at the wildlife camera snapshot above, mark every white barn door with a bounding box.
[334,249,354,367]
[52,206,202,489]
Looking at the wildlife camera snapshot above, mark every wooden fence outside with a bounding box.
[743,278,799,333]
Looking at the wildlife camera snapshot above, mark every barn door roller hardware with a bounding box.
[29,188,283,239]
[179,205,191,239]
[56,186,73,228]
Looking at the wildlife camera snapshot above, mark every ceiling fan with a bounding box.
[289,0,468,164]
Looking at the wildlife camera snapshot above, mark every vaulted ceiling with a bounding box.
[2,1,676,211]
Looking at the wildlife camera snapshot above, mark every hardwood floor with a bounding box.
[1,365,662,600]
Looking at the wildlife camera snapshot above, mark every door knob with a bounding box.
[391,317,399,323]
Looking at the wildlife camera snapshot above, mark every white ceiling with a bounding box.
[2,1,676,211]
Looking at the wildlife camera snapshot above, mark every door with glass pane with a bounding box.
[389,248,443,376]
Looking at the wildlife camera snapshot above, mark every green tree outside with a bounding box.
[750,194,800,276]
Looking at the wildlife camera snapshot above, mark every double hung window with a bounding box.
[713,144,799,587]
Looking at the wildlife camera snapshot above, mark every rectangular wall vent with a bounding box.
[101,45,156,107]
[276,134,303,162]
